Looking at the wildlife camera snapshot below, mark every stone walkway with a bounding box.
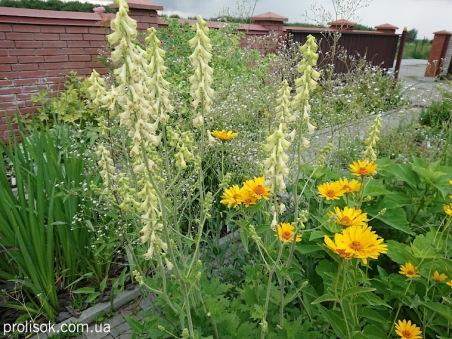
[30,59,449,339]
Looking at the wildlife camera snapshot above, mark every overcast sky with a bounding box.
[92,0,452,39]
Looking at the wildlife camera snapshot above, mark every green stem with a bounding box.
[261,242,284,339]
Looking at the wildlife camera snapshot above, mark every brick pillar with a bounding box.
[328,19,356,31]
[375,23,398,34]
[425,30,452,77]
[250,12,288,35]
[110,0,162,32]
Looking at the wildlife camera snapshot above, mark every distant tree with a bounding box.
[0,0,115,13]
[284,22,326,28]
[406,28,418,42]
[353,24,375,31]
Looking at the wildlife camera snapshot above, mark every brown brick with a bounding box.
[9,49,37,56]
[39,63,65,70]
[18,56,45,63]
[75,69,92,76]
[84,48,100,55]
[19,70,47,78]
[0,94,16,102]
[66,26,89,33]
[0,79,14,87]
[0,56,18,64]
[61,48,85,54]
[60,34,84,41]
[23,85,46,92]
[69,55,91,61]
[6,33,35,41]
[46,70,68,77]
[11,24,41,33]
[35,33,60,40]
[42,41,67,48]
[0,71,20,79]
[0,41,15,48]
[41,26,66,33]
[90,41,106,48]
[85,34,105,41]
[12,64,39,71]
[0,86,22,95]
[16,41,42,49]
[0,32,4,39]
[15,78,40,86]
[67,41,90,48]
[0,64,11,72]
[45,55,69,62]
[88,27,106,34]
[62,62,86,69]
[0,49,7,56]
[36,48,62,56]
[0,24,12,31]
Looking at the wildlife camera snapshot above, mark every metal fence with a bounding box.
[288,29,400,73]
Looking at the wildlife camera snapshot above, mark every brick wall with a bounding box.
[0,8,115,140]
[425,30,452,77]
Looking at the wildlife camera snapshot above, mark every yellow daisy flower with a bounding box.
[318,181,345,200]
[324,225,387,264]
[243,177,271,200]
[449,180,452,185]
[433,271,448,282]
[238,188,258,207]
[395,319,422,339]
[275,222,302,243]
[399,263,420,278]
[220,185,242,208]
[444,203,452,216]
[349,159,378,177]
[447,280,452,288]
[336,178,361,194]
[211,130,237,141]
[324,235,353,260]
[329,206,368,227]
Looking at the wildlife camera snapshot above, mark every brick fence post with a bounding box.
[425,30,452,77]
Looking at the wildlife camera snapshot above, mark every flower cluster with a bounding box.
[210,130,237,141]
[362,115,382,161]
[291,34,320,134]
[188,15,214,126]
[395,319,422,339]
[443,179,452,216]
[399,262,420,278]
[275,222,302,243]
[328,206,368,228]
[324,225,387,264]
[220,177,271,208]
[318,178,361,200]
[349,159,378,177]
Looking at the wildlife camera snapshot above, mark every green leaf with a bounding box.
[411,234,437,258]
[317,305,348,338]
[311,294,337,304]
[419,301,452,322]
[240,229,249,253]
[355,292,391,308]
[383,163,420,186]
[72,287,95,294]
[363,181,394,196]
[295,244,323,254]
[367,206,412,234]
[309,230,326,241]
[412,165,446,184]
[362,324,390,339]
[85,292,100,303]
[386,240,417,265]
[125,315,144,333]
[342,286,376,299]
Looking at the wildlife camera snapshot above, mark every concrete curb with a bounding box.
[30,286,141,339]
